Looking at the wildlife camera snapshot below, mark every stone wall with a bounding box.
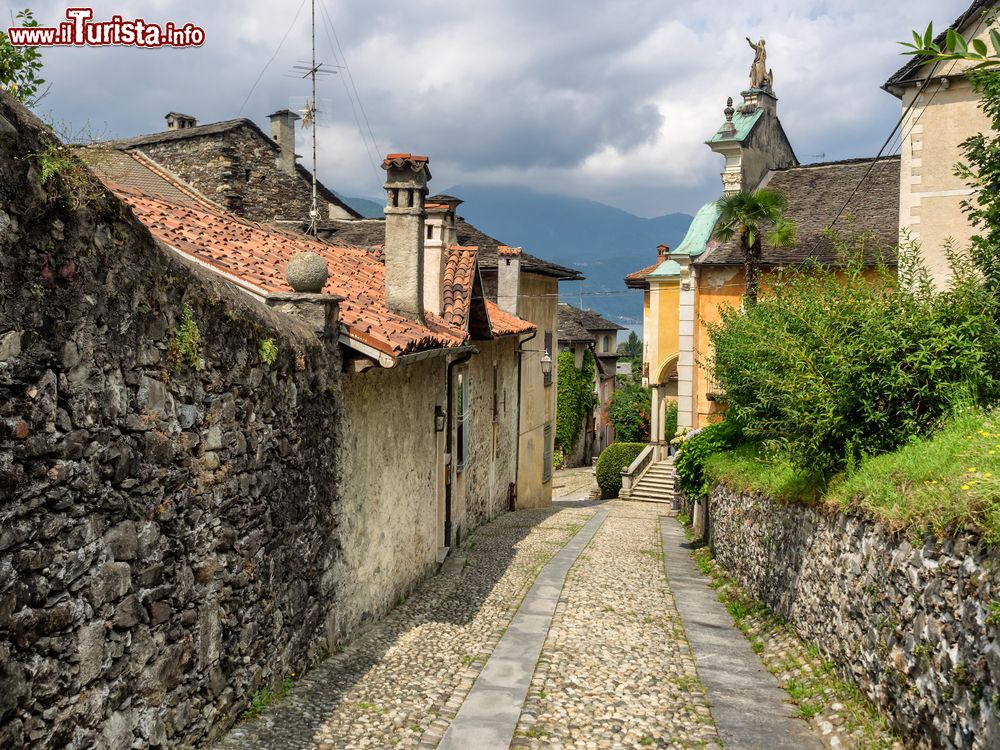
[0,95,344,748]
[706,486,1000,750]
[136,123,353,224]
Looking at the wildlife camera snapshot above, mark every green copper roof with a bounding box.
[672,201,721,258]
[707,107,762,143]
[648,259,681,277]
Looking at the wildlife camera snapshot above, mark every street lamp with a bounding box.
[540,350,553,377]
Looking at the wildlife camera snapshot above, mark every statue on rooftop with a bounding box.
[747,37,773,90]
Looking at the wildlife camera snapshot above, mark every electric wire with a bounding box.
[238,0,308,116]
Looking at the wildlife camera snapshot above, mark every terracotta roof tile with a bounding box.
[442,245,478,327]
[114,189,467,357]
[624,261,661,288]
[485,300,535,336]
[497,245,522,257]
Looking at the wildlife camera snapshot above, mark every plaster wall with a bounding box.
[516,273,557,508]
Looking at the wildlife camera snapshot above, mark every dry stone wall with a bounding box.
[0,95,343,748]
[706,486,1000,750]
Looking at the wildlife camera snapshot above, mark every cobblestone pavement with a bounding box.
[218,502,598,750]
[513,502,721,750]
[552,466,598,500]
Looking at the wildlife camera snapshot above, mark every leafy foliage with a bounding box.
[555,350,596,453]
[707,240,1000,478]
[1,9,45,105]
[713,188,796,304]
[608,374,651,442]
[619,330,642,359]
[663,400,678,441]
[168,305,204,372]
[900,17,1000,69]
[674,420,744,502]
[957,69,1000,288]
[595,442,646,498]
[258,338,278,365]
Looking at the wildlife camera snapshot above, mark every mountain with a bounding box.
[441,184,692,331]
[335,193,384,218]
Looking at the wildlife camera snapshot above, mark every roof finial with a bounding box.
[724,97,735,122]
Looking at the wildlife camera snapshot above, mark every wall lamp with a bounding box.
[520,348,553,377]
[434,405,446,432]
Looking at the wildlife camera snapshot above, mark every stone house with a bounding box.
[883,0,1000,288]
[625,61,899,439]
[319,200,583,510]
[101,109,362,225]
[557,303,624,459]
[90,148,535,639]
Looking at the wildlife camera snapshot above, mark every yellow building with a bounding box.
[883,0,1000,288]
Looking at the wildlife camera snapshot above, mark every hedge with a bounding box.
[595,442,646,499]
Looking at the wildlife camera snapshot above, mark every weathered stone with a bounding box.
[112,595,143,629]
[77,622,105,685]
[0,329,22,361]
[285,251,329,293]
[0,660,28,722]
[89,562,132,608]
[104,521,138,561]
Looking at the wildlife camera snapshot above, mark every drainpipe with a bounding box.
[445,347,476,548]
[512,329,538,509]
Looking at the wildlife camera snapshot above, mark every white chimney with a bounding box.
[165,112,197,131]
[497,246,522,315]
[423,194,463,316]
[382,153,431,322]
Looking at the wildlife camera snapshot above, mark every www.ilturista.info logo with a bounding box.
[7,8,205,48]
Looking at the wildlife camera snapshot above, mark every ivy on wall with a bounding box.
[556,350,597,453]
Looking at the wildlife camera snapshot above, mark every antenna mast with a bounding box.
[309,0,318,235]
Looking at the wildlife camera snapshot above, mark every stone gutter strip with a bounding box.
[660,518,824,750]
[437,508,610,750]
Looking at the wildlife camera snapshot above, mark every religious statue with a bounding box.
[747,37,773,90]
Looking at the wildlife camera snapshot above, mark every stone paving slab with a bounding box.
[660,518,824,750]
[513,503,721,750]
[437,508,610,750]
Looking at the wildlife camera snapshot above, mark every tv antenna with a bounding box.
[289,0,339,235]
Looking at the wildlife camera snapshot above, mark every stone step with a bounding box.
[637,480,674,490]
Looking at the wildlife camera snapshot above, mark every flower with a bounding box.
[968,467,977,473]
[962,484,971,491]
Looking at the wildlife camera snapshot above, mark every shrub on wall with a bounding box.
[556,350,596,453]
[595,442,646,498]
[708,238,1000,477]
[674,420,744,502]
[609,375,651,442]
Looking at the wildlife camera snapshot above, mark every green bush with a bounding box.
[708,238,1000,478]
[595,442,646,498]
[674,420,743,502]
[663,400,678,440]
[609,376,651,442]
[556,350,596,453]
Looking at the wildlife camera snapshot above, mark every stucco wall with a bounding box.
[648,279,679,386]
[694,266,743,426]
[516,273,557,508]
[454,337,520,530]
[895,13,998,289]
[336,360,445,639]
[707,486,1000,750]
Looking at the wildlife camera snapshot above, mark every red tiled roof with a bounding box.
[115,188,467,357]
[485,300,535,336]
[383,153,429,166]
[624,262,660,289]
[442,245,478,328]
[497,245,522,257]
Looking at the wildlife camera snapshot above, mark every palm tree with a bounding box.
[713,189,795,304]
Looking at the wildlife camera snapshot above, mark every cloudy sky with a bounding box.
[21,0,962,216]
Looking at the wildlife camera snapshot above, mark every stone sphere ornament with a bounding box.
[285,251,329,293]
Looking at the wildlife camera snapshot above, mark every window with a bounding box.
[426,224,434,240]
[457,370,470,470]
[603,335,611,353]
[543,331,553,386]
[543,424,553,482]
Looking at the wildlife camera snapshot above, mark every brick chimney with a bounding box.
[269,110,300,174]
[497,246,522,315]
[382,153,431,322]
[657,244,670,260]
[165,112,197,130]
[424,194,463,316]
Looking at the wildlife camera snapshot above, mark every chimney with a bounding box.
[497,246,522,315]
[657,244,670,260]
[423,194,464,316]
[382,153,431,322]
[165,112,197,130]
[269,110,300,174]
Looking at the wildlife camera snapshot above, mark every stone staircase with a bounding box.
[629,458,676,504]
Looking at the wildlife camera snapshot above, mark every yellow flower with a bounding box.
[968,467,977,472]
[990,451,997,456]
[986,473,994,479]
[962,485,971,491]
